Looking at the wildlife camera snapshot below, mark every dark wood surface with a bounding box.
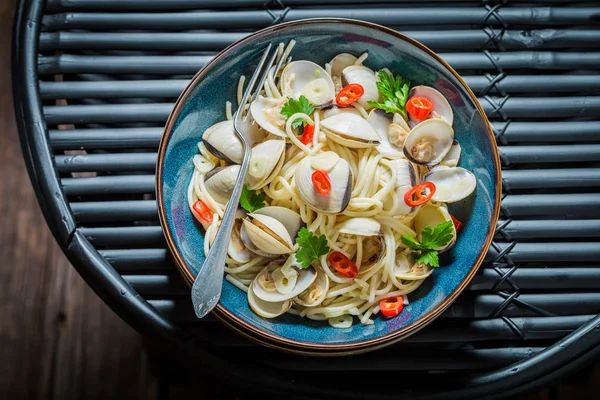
[0,0,597,398]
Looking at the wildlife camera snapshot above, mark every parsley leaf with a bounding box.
[239,185,266,213]
[280,96,315,129]
[400,221,454,267]
[295,227,330,269]
[416,250,439,268]
[367,69,411,119]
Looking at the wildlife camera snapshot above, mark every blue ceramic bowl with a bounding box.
[157,18,501,355]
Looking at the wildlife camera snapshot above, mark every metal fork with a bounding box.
[192,43,279,318]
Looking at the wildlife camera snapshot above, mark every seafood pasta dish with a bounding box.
[187,41,476,328]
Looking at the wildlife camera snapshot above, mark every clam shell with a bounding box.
[330,53,357,77]
[403,118,454,166]
[295,153,353,214]
[394,251,433,280]
[204,165,239,204]
[202,120,243,164]
[413,204,456,252]
[322,106,362,120]
[250,96,288,137]
[253,264,317,302]
[227,210,253,263]
[253,206,304,242]
[341,65,379,110]
[424,166,476,203]
[337,217,381,236]
[294,268,329,307]
[321,113,380,148]
[248,277,291,318]
[440,140,461,167]
[408,85,454,126]
[281,61,335,107]
[246,139,285,190]
[243,213,294,255]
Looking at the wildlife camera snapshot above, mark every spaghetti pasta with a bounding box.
[186,44,475,328]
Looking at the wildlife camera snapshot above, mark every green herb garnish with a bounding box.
[295,227,330,269]
[280,95,315,129]
[368,69,411,119]
[239,185,266,213]
[401,221,454,267]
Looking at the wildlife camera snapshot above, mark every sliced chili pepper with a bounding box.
[192,200,213,225]
[404,182,436,207]
[336,83,364,107]
[300,125,315,145]
[327,251,358,278]
[450,213,462,232]
[406,96,434,122]
[311,169,331,195]
[379,296,404,317]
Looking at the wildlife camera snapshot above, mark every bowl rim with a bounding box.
[156,17,502,354]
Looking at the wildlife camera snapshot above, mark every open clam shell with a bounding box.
[294,268,329,307]
[337,218,385,272]
[295,152,353,214]
[253,262,317,302]
[385,159,419,217]
[281,61,335,108]
[424,166,476,203]
[341,65,380,110]
[440,140,461,167]
[248,271,292,318]
[246,139,286,190]
[330,53,357,77]
[321,113,380,148]
[204,165,239,204]
[250,96,288,137]
[403,118,454,166]
[408,85,454,126]
[337,217,382,237]
[322,105,362,120]
[202,120,243,164]
[227,210,254,263]
[394,250,433,281]
[242,213,295,255]
[253,206,304,241]
[413,204,456,252]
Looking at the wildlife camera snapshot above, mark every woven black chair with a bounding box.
[13,1,600,398]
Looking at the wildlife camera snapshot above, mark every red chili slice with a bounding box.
[311,169,331,195]
[336,83,364,107]
[300,125,315,145]
[406,96,434,122]
[379,296,404,317]
[404,182,436,207]
[327,251,358,278]
[450,213,462,232]
[192,200,213,225]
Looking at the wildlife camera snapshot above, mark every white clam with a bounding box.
[413,204,456,252]
[337,217,382,237]
[242,213,294,255]
[246,139,286,190]
[440,140,461,167]
[294,268,329,307]
[204,165,239,204]
[253,261,317,302]
[403,118,454,166]
[281,61,335,108]
[227,210,254,263]
[385,159,419,217]
[367,109,411,156]
[201,120,243,164]
[408,85,454,126]
[295,152,353,214]
[252,206,304,241]
[321,113,380,148]
[394,250,433,281]
[322,106,362,120]
[341,65,380,110]
[424,166,476,203]
[330,53,357,77]
[248,275,291,318]
[250,96,288,137]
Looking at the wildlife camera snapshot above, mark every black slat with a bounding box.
[41,8,600,30]
[43,97,600,125]
[498,219,600,240]
[38,52,600,75]
[502,169,600,191]
[486,243,600,263]
[500,145,600,165]
[55,153,157,172]
[80,226,166,247]
[49,127,164,150]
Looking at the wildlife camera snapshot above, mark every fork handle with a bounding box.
[192,151,250,318]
